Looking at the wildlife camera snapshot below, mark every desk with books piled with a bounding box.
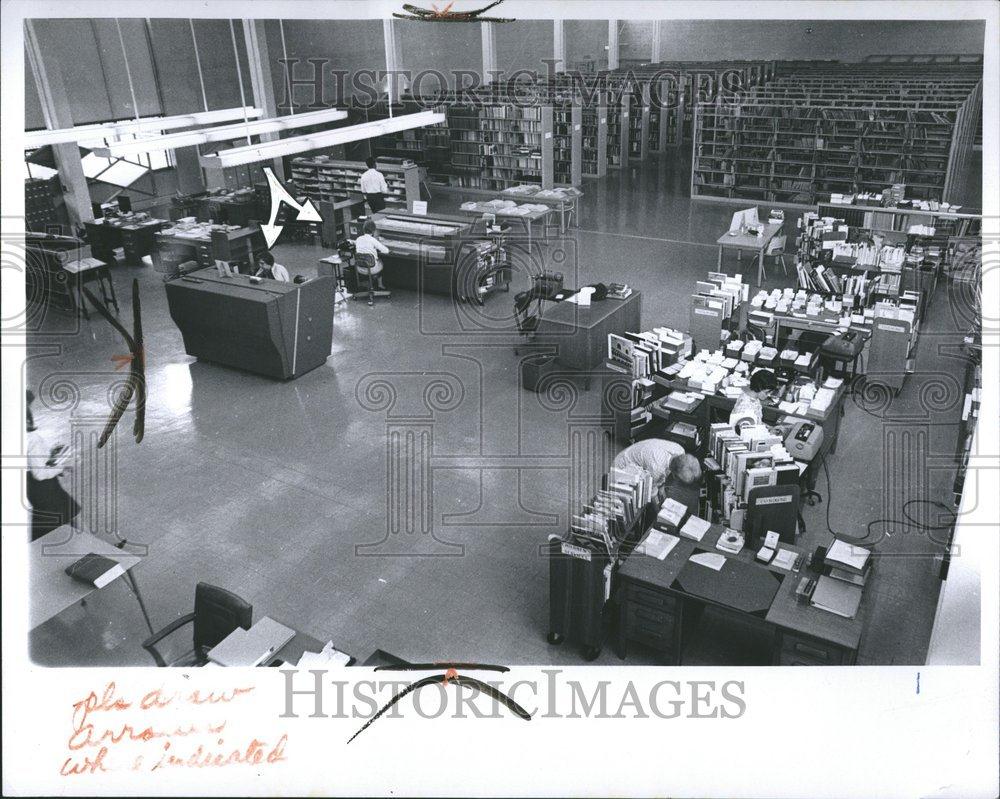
[757,284,924,393]
[356,211,511,304]
[153,220,266,279]
[796,211,946,313]
[547,465,659,660]
[617,496,877,665]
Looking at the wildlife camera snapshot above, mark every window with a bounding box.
[79,132,174,188]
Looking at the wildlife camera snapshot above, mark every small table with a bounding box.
[317,254,349,304]
[457,204,554,250]
[497,190,581,234]
[30,526,150,633]
[716,221,783,285]
[63,257,118,319]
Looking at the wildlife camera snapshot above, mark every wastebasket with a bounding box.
[521,355,557,393]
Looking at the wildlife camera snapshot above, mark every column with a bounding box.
[607,20,619,70]
[383,19,404,104]
[553,20,566,74]
[24,20,93,227]
[243,19,285,180]
[651,20,663,63]
[481,22,498,81]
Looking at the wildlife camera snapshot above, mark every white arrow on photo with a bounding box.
[260,166,322,248]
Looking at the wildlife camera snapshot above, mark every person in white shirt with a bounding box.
[359,157,389,213]
[730,369,778,433]
[25,390,80,540]
[614,439,701,504]
[254,251,290,282]
[354,220,390,292]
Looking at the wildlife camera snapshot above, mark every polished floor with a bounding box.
[27,152,975,666]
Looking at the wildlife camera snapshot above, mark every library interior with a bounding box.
[21,16,985,669]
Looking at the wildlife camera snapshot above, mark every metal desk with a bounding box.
[716,221,783,285]
[535,292,643,378]
[617,522,873,665]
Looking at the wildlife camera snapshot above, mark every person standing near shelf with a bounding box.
[359,157,388,213]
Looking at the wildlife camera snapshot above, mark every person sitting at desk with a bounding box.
[614,439,702,504]
[359,157,389,213]
[254,251,290,282]
[354,220,390,291]
[730,368,778,433]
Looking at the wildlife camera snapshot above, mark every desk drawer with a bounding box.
[626,602,676,631]
[628,585,678,614]
[779,633,848,666]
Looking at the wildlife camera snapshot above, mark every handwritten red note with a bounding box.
[61,681,287,776]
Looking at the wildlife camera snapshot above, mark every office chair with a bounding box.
[764,234,789,280]
[512,290,542,355]
[141,582,253,667]
[351,253,391,307]
[745,484,801,548]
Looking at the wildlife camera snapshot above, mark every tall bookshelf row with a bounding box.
[691,64,982,207]
[288,157,421,208]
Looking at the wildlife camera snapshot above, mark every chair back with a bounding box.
[746,483,800,547]
[355,252,377,275]
[767,234,787,255]
[192,582,253,652]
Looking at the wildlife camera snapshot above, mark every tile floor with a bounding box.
[26,153,974,667]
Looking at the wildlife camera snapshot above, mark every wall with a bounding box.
[618,20,653,64]
[397,20,482,92]
[565,20,608,72]
[262,19,385,110]
[495,21,554,78]
[644,20,985,63]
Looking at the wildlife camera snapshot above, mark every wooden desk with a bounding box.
[30,527,146,631]
[617,522,872,665]
[535,293,642,378]
[716,221,783,285]
[85,218,167,265]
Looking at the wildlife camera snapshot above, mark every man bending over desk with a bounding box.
[614,440,702,505]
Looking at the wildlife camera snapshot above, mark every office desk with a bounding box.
[535,293,642,378]
[716,221,783,286]
[165,268,334,379]
[85,217,168,265]
[30,527,148,632]
[617,522,872,665]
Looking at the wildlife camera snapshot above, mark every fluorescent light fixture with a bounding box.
[24,107,264,149]
[91,108,350,158]
[199,111,447,169]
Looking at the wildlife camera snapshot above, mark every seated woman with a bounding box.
[353,220,390,291]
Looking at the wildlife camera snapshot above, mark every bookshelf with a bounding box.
[692,64,983,208]
[552,103,583,186]
[288,157,421,209]
[25,176,61,233]
[627,83,649,162]
[443,102,554,192]
[580,92,608,177]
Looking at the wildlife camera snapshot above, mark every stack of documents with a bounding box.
[635,530,681,561]
[296,641,352,668]
[679,515,711,542]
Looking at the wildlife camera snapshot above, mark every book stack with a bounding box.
[569,465,655,557]
[607,328,691,379]
[810,538,873,618]
[706,423,800,527]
